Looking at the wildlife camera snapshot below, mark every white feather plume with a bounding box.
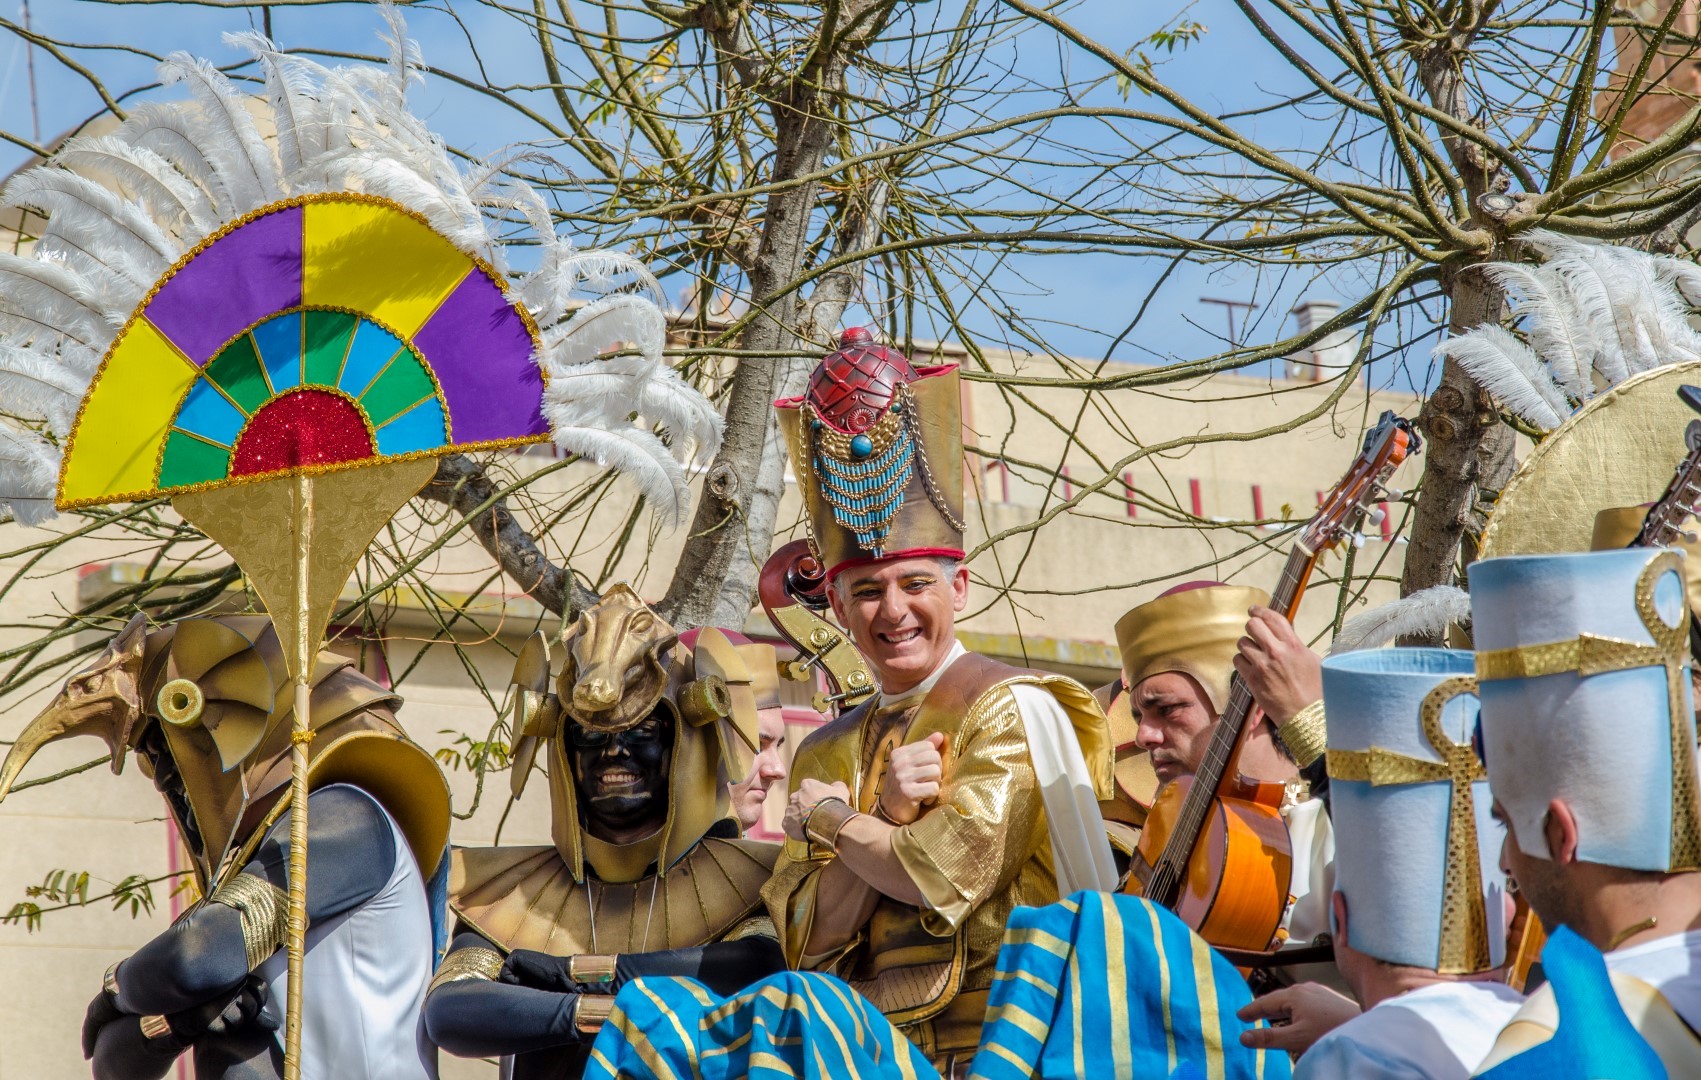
[1434,325,1568,430]
[157,51,281,212]
[1440,231,1701,431]
[1329,585,1474,654]
[0,426,60,526]
[0,5,721,533]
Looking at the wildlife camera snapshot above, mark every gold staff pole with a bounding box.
[284,472,313,1078]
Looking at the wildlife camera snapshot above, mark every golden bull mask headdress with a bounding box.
[503,586,764,882]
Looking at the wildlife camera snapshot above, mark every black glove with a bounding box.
[500,950,604,995]
[173,974,278,1044]
[82,986,125,1060]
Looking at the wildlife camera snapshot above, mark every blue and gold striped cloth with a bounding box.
[585,891,1286,1080]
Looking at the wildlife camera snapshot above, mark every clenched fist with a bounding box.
[783,778,853,842]
[880,732,947,826]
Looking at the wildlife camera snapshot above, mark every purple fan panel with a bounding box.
[146,207,305,367]
[411,270,547,442]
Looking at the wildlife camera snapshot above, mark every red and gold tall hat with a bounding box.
[775,328,966,578]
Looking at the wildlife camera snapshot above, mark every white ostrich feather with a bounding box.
[541,418,693,526]
[1434,325,1568,429]
[1442,231,1701,430]
[0,345,84,434]
[0,253,118,349]
[0,425,60,526]
[4,170,179,284]
[545,355,723,463]
[313,148,493,259]
[54,135,220,237]
[1480,261,1593,399]
[120,102,242,217]
[1329,585,1474,654]
[157,51,281,212]
[223,32,332,178]
[545,295,667,369]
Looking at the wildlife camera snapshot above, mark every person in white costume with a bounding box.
[1467,549,1701,1073]
[1292,648,1521,1079]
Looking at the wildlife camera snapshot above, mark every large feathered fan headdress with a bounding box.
[1435,230,1701,431]
[0,6,720,526]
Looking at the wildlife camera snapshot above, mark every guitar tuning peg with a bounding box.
[1686,531,1699,545]
[1365,508,1387,528]
[1382,487,1403,502]
[1351,533,1367,549]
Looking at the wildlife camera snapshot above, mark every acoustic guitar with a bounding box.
[1129,410,1420,953]
[1507,382,1701,990]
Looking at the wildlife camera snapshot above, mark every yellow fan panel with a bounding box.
[60,318,199,506]
[301,200,474,338]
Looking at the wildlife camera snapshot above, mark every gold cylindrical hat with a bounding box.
[776,329,966,578]
[1114,583,1269,714]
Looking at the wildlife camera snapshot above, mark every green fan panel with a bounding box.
[359,351,438,428]
[304,310,359,388]
[158,430,232,488]
[203,334,270,415]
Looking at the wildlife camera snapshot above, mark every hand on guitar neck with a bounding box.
[1127,410,1419,955]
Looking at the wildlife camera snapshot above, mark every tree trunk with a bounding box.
[658,79,846,628]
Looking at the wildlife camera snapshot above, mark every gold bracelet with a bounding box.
[103,961,122,999]
[574,994,617,1036]
[804,797,860,850]
[1278,700,1328,769]
[139,1014,172,1040]
[208,873,289,972]
[427,946,505,995]
[569,954,617,985]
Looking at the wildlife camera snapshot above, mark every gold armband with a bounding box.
[428,946,505,995]
[1279,700,1327,769]
[574,994,617,1036]
[804,797,859,850]
[569,954,617,985]
[208,873,289,972]
[139,1014,173,1040]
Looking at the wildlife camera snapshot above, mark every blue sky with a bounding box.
[0,1,1434,395]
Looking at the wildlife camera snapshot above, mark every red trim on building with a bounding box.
[1190,478,1203,518]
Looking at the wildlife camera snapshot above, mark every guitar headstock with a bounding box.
[1636,386,1701,548]
[1298,410,1420,556]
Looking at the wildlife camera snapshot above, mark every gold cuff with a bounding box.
[208,873,289,972]
[569,954,617,985]
[103,961,122,999]
[428,946,505,995]
[804,797,859,850]
[574,994,616,1036]
[139,1014,172,1040]
[1278,700,1327,769]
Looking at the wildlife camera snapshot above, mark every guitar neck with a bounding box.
[1146,542,1314,908]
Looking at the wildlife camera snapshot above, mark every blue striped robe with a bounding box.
[585,892,1287,1079]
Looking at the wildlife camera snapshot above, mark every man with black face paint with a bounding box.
[0,614,451,1080]
[423,586,785,1080]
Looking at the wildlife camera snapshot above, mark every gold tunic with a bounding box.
[762,653,1112,1062]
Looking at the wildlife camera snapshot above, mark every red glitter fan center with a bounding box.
[231,389,377,476]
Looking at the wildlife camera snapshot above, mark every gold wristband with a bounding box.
[139,1014,172,1040]
[208,873,289,972]
[428,946,505,995]
[1279,700,1328,769]
[569,954,617,984]
[574,994,616,1036]
[804,797,859,850]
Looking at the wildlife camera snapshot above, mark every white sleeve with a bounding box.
[1008,683,1119,895]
